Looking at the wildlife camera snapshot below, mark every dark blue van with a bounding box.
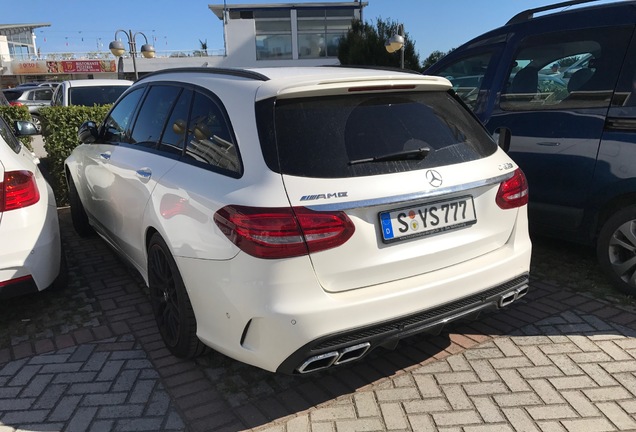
[425,0,636,294]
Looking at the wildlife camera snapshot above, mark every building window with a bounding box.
[297,9,354,58]
[255,9,292,60]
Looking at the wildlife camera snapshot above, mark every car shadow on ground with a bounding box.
[2,208,635,431]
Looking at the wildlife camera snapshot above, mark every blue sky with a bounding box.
[3,0,623,59]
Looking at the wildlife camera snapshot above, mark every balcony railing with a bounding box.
[8,49,226,62]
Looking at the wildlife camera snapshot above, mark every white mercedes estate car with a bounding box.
[65,67,531,374]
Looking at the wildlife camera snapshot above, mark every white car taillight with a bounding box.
[213,205,355,259]
[496,168,529,209]
[0,170,40,212]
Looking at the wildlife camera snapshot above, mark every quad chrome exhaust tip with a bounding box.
[499,286,529,308]
[297,342,371,374]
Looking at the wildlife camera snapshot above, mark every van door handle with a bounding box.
[537,141,560,146]
[99,151,111,160]
[136,168,152,179]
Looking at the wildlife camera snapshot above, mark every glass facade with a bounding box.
[247,6,356,60]
[3,28,36,60]
[255,9,292,60]
[296,9,354,58]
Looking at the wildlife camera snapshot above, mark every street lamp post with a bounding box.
[385,24,405,69]
[109,30,156,80]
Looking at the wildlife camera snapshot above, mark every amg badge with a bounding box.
[300,192,348,201]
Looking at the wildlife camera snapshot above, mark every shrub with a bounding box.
[0,105,34,150]
[38,105,111,205]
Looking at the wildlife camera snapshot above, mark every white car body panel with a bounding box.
[0,131,61,294]
[282,151,519,293]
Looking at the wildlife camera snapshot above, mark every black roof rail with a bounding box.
[138,67,270,82]
[507,0,602,25]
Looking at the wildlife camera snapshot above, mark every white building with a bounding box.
[0,2,366,86]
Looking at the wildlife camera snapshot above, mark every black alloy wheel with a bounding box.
[597,206,636,295]
[147,233,206,358]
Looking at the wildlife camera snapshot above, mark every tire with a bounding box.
[597,205,636,295]
[147,233,206,358]
[68,177,94,237]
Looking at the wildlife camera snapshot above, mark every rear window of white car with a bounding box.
[69,86,129,106]
[257,91,497,178]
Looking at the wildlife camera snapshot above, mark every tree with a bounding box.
[199,39,208,56]
[421,49,453,71]
[338,18,421,71]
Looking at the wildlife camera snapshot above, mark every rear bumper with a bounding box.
[0,276,39,299]
[177,217,531,373]
[277,274,528,374]
[0,186,61,298]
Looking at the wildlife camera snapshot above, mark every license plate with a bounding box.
[379,196,477,243]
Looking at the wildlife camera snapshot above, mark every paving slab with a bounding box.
[2,208,636,431]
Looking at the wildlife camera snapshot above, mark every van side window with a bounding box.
[102,88,144,143]
[501,26,632,111]
[432,52,495,111]
[184,92,240,174]
[612,35,636,108]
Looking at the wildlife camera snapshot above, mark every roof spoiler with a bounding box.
[507,0,601,25]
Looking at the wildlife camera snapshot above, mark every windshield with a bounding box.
[257,91,496,178]
[68,86,129,106]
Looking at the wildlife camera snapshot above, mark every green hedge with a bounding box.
[0,105,34,150]
[38,105,111,205]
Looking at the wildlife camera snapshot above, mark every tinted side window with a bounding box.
[184,92,240,174]
[130,85,181,148]
[433,51,495,111]
[612,32,636,108]
[0,116,21,154]
[102,88,145,143]
[160,88,193,155]
[51,87,62,106]
[32,89,53,101]
[501,26,632,111]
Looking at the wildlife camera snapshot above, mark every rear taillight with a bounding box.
[496,168,528,209]
[0,170,40,211]
[213,205,355,259]
[8,101,23,107]
[0,275,33,288]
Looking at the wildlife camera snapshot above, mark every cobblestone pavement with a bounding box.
[2,208,636,431]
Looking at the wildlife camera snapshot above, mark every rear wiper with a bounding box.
[348,147,431,166]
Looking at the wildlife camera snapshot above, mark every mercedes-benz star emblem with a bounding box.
[425,170,443,188]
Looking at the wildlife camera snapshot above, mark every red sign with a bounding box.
[13,60,117,75]
[60,60,115,73]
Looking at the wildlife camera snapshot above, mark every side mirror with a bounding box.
[494,127,511,153]
[78,121,99,144]
[13,120,38,137]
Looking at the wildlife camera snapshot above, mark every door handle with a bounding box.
[537,142,560,147]
[99,151,111,160]
[136,168,152,179]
